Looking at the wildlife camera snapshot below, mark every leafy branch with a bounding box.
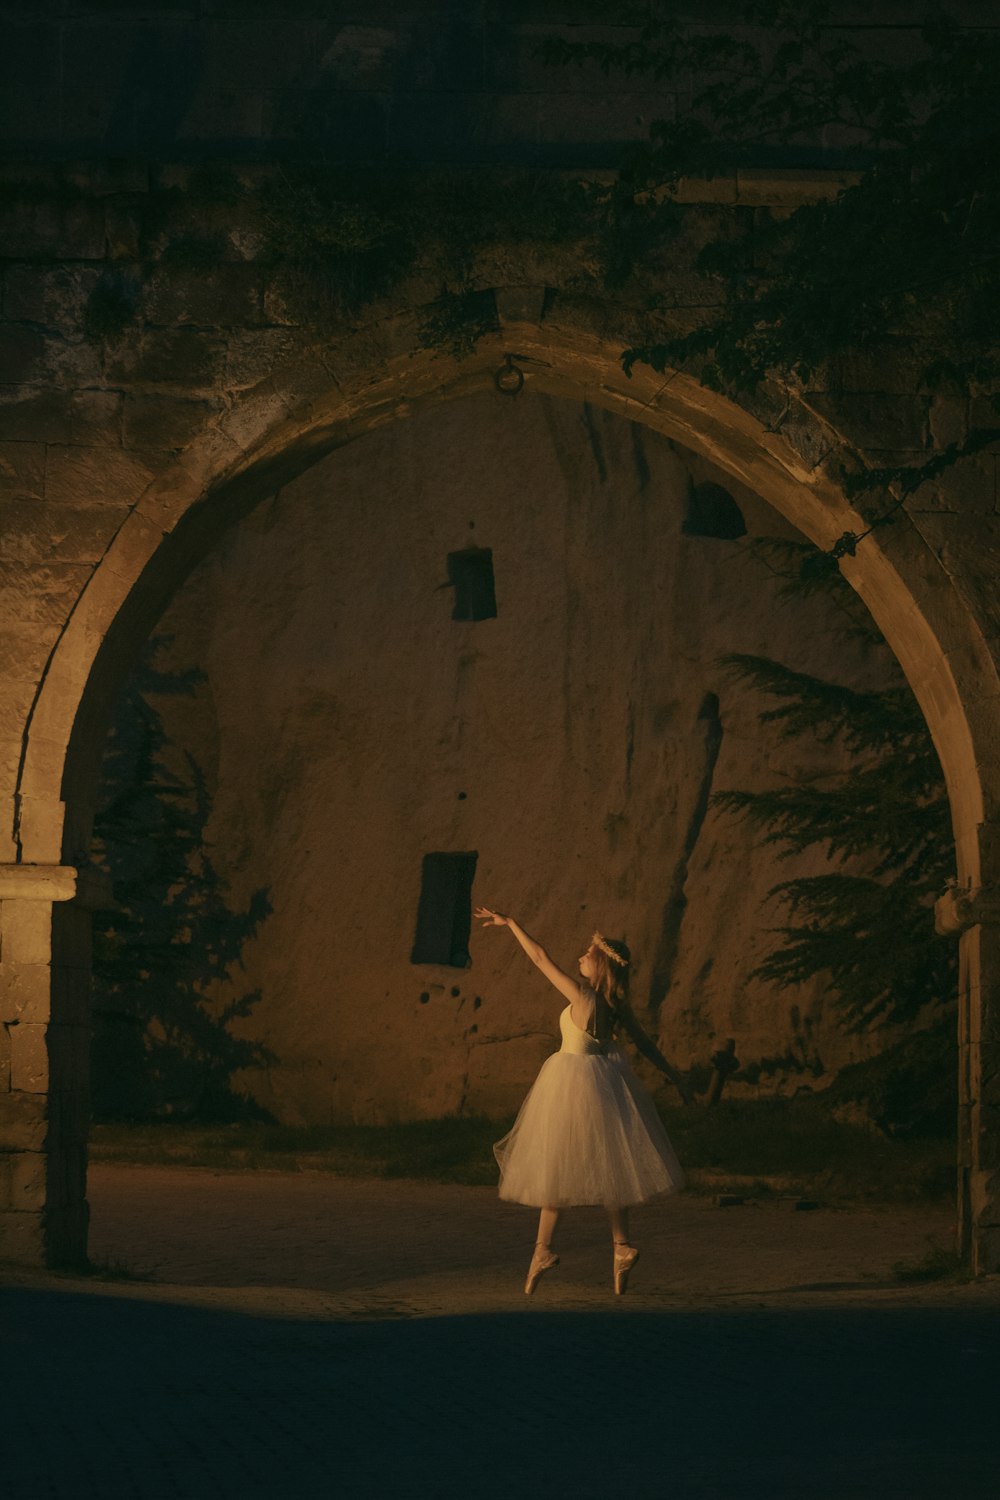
[544,4,1000,537]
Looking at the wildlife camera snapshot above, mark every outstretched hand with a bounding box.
[474,906,509,928]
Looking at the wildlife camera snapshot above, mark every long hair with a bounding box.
[589,936,630,1042]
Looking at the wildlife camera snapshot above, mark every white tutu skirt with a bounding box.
[494,1046,685,1209]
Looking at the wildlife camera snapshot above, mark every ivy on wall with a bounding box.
[545,1,1000,536]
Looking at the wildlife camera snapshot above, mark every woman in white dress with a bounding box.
[475,907,687,1296]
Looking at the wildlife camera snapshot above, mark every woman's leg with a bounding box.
[608,1206,638,1294]
[525,1207,561,1294]
[608,1206,631,1246]
[537,1206,560,1249]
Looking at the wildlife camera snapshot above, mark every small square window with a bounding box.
[447,548,497,621]
[411,852,478,967]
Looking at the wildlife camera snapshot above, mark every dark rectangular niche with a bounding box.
[447,547,497,621]
[682,481,747,540]
[411,851,478,967]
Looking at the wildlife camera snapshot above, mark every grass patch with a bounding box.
[90,1097,954,1205]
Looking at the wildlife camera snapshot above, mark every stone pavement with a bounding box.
[4,1165,1000,1499]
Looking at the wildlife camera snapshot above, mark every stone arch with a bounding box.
[6,306,1000,1268]
[18,319,996,877]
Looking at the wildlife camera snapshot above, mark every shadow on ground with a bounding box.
[4,1284,998,1500]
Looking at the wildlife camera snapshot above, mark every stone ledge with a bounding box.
[0,864,113,909]
[0,865,77,902]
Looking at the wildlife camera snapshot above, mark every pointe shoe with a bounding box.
[613,1242,639,1296]
[525,1242,559,1296]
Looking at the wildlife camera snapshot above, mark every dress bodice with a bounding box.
[559,998,606,1056]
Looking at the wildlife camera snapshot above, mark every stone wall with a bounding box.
[2,26,1000,1260]
[131,389,901,1125]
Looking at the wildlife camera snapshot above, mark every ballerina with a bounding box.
[475,907,687,1296]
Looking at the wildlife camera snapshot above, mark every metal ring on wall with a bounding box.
[494,354,525,395]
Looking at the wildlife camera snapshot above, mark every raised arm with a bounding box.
[474,908,580,1005]
[617,1005,694,1106]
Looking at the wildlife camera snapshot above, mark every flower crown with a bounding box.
[591,931,628,967]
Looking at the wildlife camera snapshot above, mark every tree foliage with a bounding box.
[544,3,1000,506]
[713,542,954,1031]
[91,645,273,1122]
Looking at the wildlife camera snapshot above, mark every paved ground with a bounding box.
[4,1165,1000,1499]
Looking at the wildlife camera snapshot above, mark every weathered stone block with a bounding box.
[135,428,244,531]
[809,392,929,450]
[225,327,304,388]
[917,453,998,517]
[0,740,19,799]
[46,345,108,399]
[0,1089,48,1150]
[9,1021,49,1091]
[2,263,101,328]
[16,728,79,807]
[143,265,262,330]
[44,445,155,510]
[0,1207,45,1265]
[0,559,92,630]
[0,624,61,685]
[8,793,65,865]
[0,385,75,443]
[495,285,546,328]
[0,498,123,565]
[0,440,45,498]
[819,343,926,395]
[123,393,221,450]
[0,1149,46,1212]
[67,390,124,447]
[0,963,52,1025]
[106,328,226,389]
[0,901,53,965]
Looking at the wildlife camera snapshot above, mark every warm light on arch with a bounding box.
[14,318,997,890]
